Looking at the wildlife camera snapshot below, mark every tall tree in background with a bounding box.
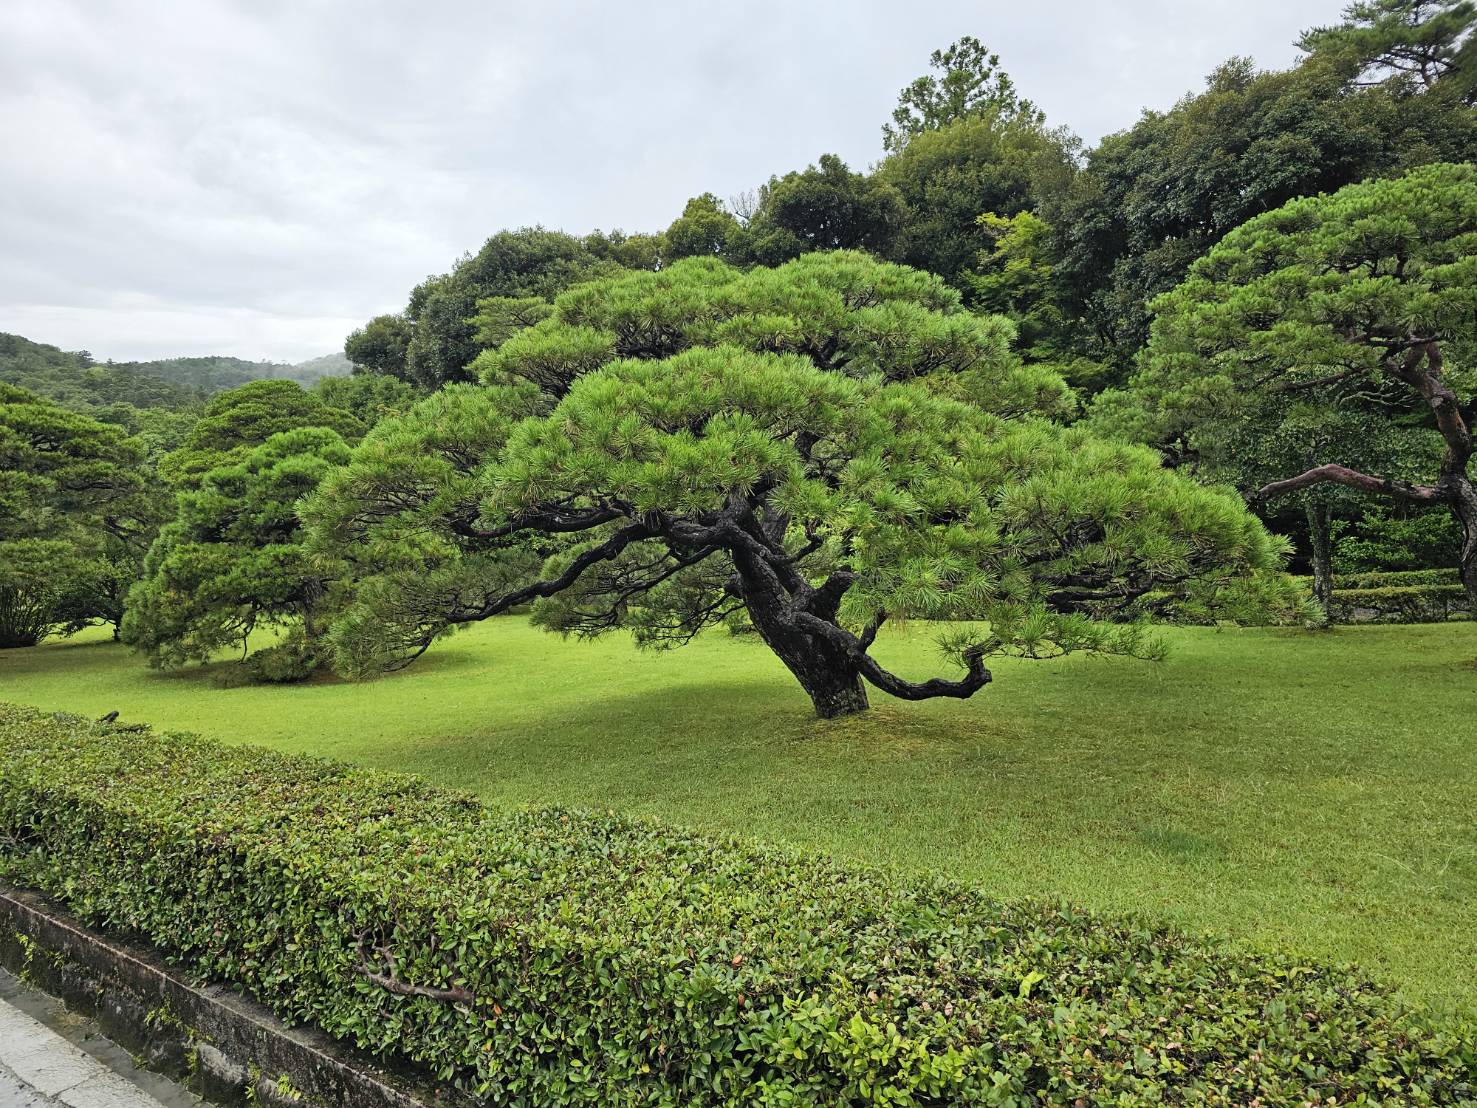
[664,194,742,260]
[878,114,1077,290]
[1301,0,1476,96]
[882,36,1044,153]
[736,155,908,266]
[582,227,667,272]
[1100,164,1477,605]
[344,314,413,380]
[348,229,625,389]
[1051,9,1477,372]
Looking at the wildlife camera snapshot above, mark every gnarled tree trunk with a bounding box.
[1305,502,1335,616]
[435,501,992,719]
[730,540,870,718]
[1453,477,1477,612]
[1259,339,1475,615]
[741,594,870,718]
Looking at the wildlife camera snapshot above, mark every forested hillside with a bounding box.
[0,333,349,412]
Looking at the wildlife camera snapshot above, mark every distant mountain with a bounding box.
[286,352,352,380]
[114,351,352,391]
[0,333,350,411]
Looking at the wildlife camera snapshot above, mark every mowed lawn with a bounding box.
[2,618,1474,1013]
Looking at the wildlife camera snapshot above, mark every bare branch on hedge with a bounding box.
[355,935,473,1004]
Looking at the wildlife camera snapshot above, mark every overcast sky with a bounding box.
[1,0,1340,363]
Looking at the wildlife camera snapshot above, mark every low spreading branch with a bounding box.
[790,612,993,701]
[1256,463,1445,505]
[447,520,658,623]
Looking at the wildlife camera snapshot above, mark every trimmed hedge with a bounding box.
[1332,584,1470,624]
[1333,569,1461,590]
[1290,570,1472,623]
[0,705,1473,1105]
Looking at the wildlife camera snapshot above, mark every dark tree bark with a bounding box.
[728,538,870,718]
[743,605,870,718]
[434,498,992,719]
[1454,480,1477,609]
[1304,502,1335,615]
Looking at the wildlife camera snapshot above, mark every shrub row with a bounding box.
[1288,570,1471,622]
[0,704,1473,1105]
[1331,584,1471,624]
[1333,568,1461,590]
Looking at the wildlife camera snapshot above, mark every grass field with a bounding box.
[2,618,1474,1014]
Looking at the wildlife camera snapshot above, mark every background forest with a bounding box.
[4,0,1475,667]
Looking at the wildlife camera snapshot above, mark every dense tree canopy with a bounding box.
[878,113,1077,291]
[475,252,1072,416]
[1050,48,1477,369]
[0,385,151,647]
[120,379,367,678]
[309,254,1292,717]
[663,194,742,261]
[736,155,908,266]
[963,210,1081,366]
[123,427,353,675]
[344,314,413,379]
[311,371,418,426]
[161,379,361,485]
[1097,163,1477,603]
[364,228,627,388]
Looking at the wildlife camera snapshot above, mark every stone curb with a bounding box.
[0,883,466,1108]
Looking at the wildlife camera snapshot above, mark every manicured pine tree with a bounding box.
[309,253,1294,717]
[1101,163,1477,608]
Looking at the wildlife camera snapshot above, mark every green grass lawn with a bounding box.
[2,618,1474,1014]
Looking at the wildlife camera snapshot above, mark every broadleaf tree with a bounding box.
[1048,50,1477,371]
[878,113,1078,291]
[308,253,1295,717]
[735,155,909,266]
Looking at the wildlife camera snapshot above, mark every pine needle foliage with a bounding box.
[310,253,1294,716]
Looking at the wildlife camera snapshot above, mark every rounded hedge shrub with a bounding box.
[0,704,1472,1105]
[243,640,320,683]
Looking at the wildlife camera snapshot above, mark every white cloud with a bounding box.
[1,0,1335,362]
